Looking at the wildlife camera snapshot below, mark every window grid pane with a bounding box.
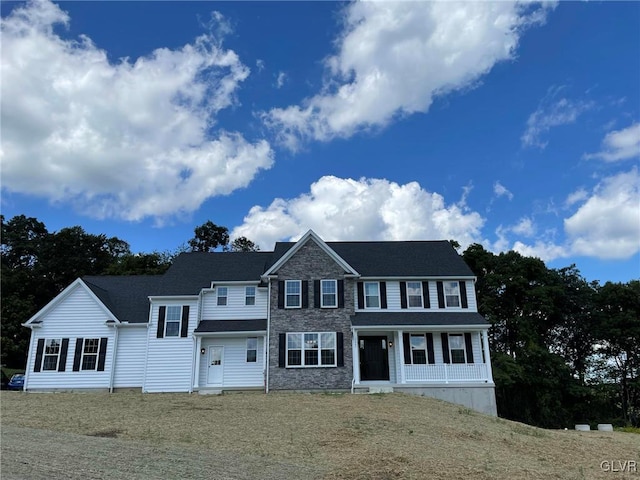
[245,287,256,306]
[166,306,181,321]
[364,282,380,308]
[43,356,58,371]
[285,281,301,307]
[165,321,180,337]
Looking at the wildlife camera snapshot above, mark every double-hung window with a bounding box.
[444,282,461,308]
[246,337,258,362]
[407,282,423,308]
[217,287,228,306]
[165,305,182,337]
[364,282,380,308]
[81,338,100,370]
[410,334,428,364]
[449,334,466,363]
[245,286,256,306]
[321,280,337,308]
[286,332,336,367]
[42,339,61,371]
[285,280,301,308]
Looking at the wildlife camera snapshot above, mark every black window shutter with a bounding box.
[441,333,450,364]
[278,333,286,368]
[357,282,364,309]
[277,281,285,309]
[156,306,166,338]
[459,281,468,309]
[338,280,345,308]
[403,333,411,364]
[400,282,407,309]
[58,338,69,372]
[464,332,474,363]
[380,282,387,309]
[336,332,344,367]
[422,282,430,309]
[180,305,190,337]
[314,280,321,308]
[437,282,445,309]
[73,338,83,371]
[34,338,45,372]
[97,338,108,371]
[426,333,435,364]
[302,280,309,308]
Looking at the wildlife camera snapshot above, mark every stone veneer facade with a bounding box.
[268,239,355,390]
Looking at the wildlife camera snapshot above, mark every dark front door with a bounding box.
[359,336,390,381]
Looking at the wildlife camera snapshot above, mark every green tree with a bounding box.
[188,221,229,252]
[229,236,260,252]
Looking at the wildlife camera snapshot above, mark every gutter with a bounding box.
[108,322,118,393]
[265,280,271,393]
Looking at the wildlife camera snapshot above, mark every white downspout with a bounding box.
[482,329,494,383]
[109,324,119,393]
[265,280,271,393]
[23,326,35,391]
[141,301,153,393]
[397,330,406,384]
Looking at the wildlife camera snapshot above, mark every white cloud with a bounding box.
[263,1,555,150]
[275,71,287,89]
[493,181,514,201]
[565,188,589,208]
[1,0,273,221]
[564,168,640,259]
[256,59,265,72]
[511,217,535,237]
[584,122,640,162]
[521,86,594,148]
[512,240,567,261]
[231,176,485,249]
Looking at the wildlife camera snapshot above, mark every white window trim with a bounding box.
[245,286,256,306]
[286,332,337,368]
[320,279,338,308]
[409,334,428,365]
[164,305,182,337]
[246,337,258,363]
[42,338,62,371]
[448,333,467,364]
[80,338,100,371]
[285,280,302,309]
[364,282,380,309]
[444,281,461,308]
[406,281,423,309]
[217,287,228,306]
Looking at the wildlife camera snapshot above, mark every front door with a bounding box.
[359,336,390,381]
[207,346,224,385]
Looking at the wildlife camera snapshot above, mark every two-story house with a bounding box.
[22,230,496,415]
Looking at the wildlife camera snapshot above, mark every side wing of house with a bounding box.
[23,280,117,391]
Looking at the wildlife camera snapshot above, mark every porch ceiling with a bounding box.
[351,312,489,327]
[194,319,267,333]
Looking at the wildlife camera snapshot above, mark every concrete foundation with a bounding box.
[395,384,497,416]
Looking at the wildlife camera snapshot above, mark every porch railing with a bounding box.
[404,363,489,383]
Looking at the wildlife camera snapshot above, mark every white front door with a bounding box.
[207,346,224,385]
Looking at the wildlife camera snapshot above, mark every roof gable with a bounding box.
[262,230,359,277]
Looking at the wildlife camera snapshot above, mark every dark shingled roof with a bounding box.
[83,275,163,323]
[269,240,474,277]
[351,312,488,327]
[158,252,274,295]
[194,319,267,333]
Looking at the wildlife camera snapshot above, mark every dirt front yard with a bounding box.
[1,391,638,479]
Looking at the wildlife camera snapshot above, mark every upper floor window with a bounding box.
[43,339,61,371]
[407,282,423,308]
[165,305,182,337]
[364,282,380,308]
[217,287,228,306]
[285,280,301,308]
[246,337,258,362]
[444,282,460,308]
[81,338,100,370]
[321,280,337,308]
[448,334,467,363]
[245,286,256,306]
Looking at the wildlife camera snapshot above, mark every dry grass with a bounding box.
[1,391,638,479]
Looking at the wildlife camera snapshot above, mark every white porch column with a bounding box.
[194,336,202,389]
[397,330,406,384]
[352,329,360,384]
[482,330,494,383]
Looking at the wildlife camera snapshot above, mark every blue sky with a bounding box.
[2,0,639,284]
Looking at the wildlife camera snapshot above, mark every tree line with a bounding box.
[1,215,637,427]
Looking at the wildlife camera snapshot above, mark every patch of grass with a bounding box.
[616,426,640,434]
[457,406,474,416]
[511,424,549,438]
[88,427,123,438]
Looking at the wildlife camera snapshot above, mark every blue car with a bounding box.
[7,373,25,390]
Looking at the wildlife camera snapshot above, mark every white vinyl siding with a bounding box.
[201,286,268,320]
[25,284,115,390]
[143,300,198,393]
[197,337,265,388]
[113,327,146,388]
